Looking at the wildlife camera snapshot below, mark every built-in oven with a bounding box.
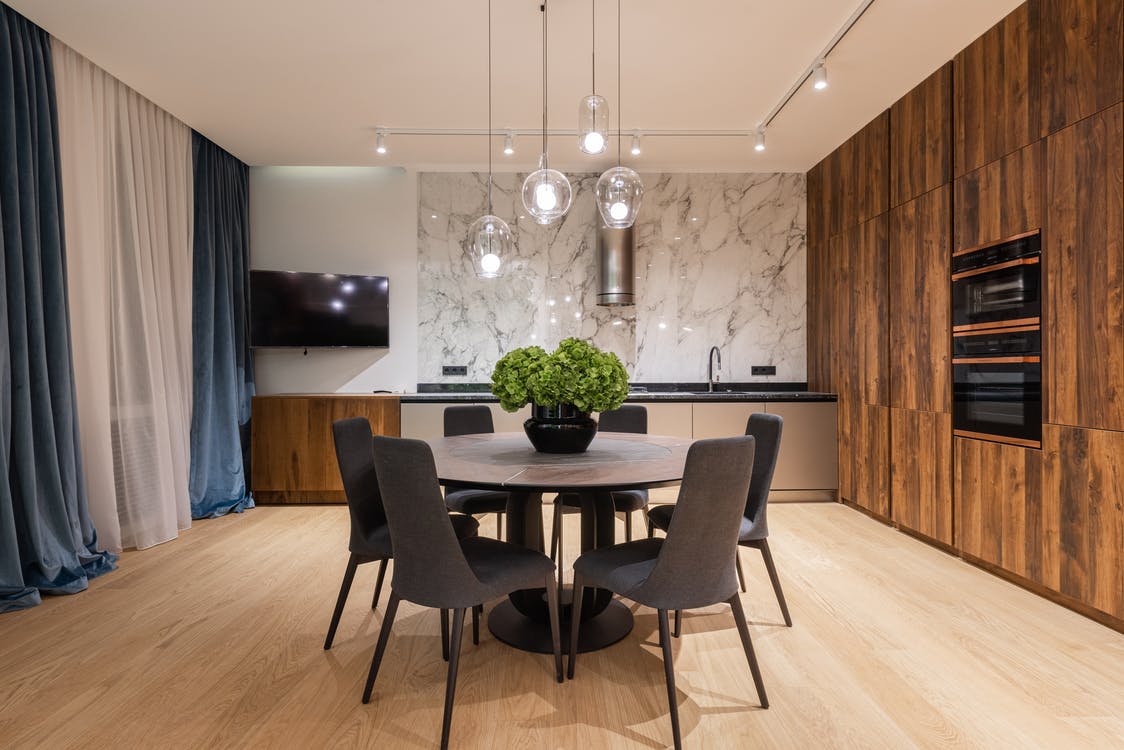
[952,232,1041,331]
[952,327,1042,448]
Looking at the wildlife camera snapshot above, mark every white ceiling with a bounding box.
[12,0,1022,172]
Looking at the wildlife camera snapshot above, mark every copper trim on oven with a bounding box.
[953,356,1040,364]
[952,324,1040,337]
[953,317,1040,333]
[952,230,1040,258]
[951,256,1040,281]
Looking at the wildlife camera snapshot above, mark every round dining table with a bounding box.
[428,430,693,654]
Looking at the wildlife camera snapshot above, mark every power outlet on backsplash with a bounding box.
[751,365,776,376]
[442,365,468,376]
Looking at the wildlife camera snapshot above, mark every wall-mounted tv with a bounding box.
[250,270,389,348]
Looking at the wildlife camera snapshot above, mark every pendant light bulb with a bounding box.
[630,131,641,156]
[813,61,828,90]
[375,130,387,154]
[503,131,514,155]
[523,154,572,224]
[596,166,643,229]
[578,94,609,154]
[467,214,513,278]
[754,128,766,152]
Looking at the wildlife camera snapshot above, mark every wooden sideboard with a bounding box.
[251,394,400,504]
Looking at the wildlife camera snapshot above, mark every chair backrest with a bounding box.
[444,405,495,437]
[598,404,647,434]
[370,435,483,607]
[743,413,783,537]
[631,435,756,610]
[332,417,388,553]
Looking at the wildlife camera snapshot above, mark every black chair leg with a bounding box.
[567,574,585,679]
[735,551,747,593]
[495,512,503,539]
[549,500,562,562]
[673,609,682,638]
[758,540,792,626]
[362,591,400,703]
[647,517,655,539]
[372,558,388,609]
[657,609,682,750]
[624,511,633,541]
[471,604,481,645]
[440,608,450,661]
[440,608,466,750]
[544,572,563,682]
[727,594,768,708]
[324,554,359,650]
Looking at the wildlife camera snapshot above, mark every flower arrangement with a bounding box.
[491,338,630,414]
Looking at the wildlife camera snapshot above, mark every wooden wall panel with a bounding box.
[1034,0,1124,138]
[889,186,951,412]
[953,140,1043,252]
[891,409,953,544]
[858,216,890,407]
[251,395,401,503]
[1043,425,1124,620]
[1044,103,1124,431]
[841,402,890,518]
[890,63,953,207]
[954,437,1051,585]
[954,3,1039,176]
[806,162,832,392]
[822,112,890,237]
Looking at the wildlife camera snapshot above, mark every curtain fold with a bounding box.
[52,40,194,551]
[189,133,254,518]
[0,5,115,612]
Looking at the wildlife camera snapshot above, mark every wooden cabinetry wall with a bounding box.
[807,0,1124,626]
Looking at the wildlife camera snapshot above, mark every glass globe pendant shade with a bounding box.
[522,154,573,225]
[465,214,513,278]
[577,94,609,154]
[596,166,644,228]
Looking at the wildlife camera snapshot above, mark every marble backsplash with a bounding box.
[417,171,806,384]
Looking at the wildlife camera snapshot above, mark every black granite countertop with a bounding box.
[400,383,836,404]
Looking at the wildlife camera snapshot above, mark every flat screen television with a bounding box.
[250,270,389,348]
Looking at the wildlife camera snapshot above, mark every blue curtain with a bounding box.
[0,6,116,613]
[188,133,255,518]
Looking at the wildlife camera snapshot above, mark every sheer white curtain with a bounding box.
[53,40,194,550]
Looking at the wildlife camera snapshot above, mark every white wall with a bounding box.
[248,166,418,394]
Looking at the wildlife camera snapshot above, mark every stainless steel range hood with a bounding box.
[597,224,635,306]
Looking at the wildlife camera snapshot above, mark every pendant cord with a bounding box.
[487,0,493,215]
[616,0,621,165]
[591,0,596,95]
[541,2,548,165]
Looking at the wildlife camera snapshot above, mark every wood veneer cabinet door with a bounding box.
[953,140,1043,252]
[1044,103,1124,431]
[806,163,832,393]
[954,437,1049,584]
[954,3,1039,177]
[858,215,890,408]
[891,409,952,544]
[1033,0,1124,139]
[889,186,951,412]
[890,63,953,207]
[1043,424,1124,620]
[852,404,891,518]
[823,112,890,236]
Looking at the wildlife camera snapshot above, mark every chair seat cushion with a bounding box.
[558,489,649,514]
[350,513,479,559]
[461,536,555,599]
[648,504,762,542]
[573,538,663,598]
[445,488,509,516]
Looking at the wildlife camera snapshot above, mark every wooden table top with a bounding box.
[428,431,694,492]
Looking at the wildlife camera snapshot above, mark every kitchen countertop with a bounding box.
[401,385,836,404]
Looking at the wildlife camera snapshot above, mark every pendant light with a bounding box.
[522,0,572,225]
[595,0,643,229]
[577,0,608,154]
[466,0,514,278]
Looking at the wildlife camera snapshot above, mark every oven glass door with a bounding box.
[952,260,1040,329]
[953,361,1041,444]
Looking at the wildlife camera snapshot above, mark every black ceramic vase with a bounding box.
[524,403,598,453]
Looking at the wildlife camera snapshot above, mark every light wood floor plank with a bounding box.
[1,503,1122,749]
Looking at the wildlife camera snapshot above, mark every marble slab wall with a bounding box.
[417,171,806,384]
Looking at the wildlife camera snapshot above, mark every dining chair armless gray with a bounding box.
[567,435,768,750]
[648,412,791,629]
[551,405,650,561]
[443,405,510,539]
[323,417,480,650]
[364,435,563,750]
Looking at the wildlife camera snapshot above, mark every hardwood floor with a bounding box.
[2,501,1122,749]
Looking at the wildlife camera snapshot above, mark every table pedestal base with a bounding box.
[487,598,633,654]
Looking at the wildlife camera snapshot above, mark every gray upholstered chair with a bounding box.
[567,435,768,750]
[648,412,790,629]
[363,435,563,750]
[324,417,480,650]
[550,405,650,560]
[443,405,509,538]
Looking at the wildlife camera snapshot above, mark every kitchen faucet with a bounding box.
[707,346,721,392]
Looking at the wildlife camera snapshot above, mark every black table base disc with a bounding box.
[487,599,633,654]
